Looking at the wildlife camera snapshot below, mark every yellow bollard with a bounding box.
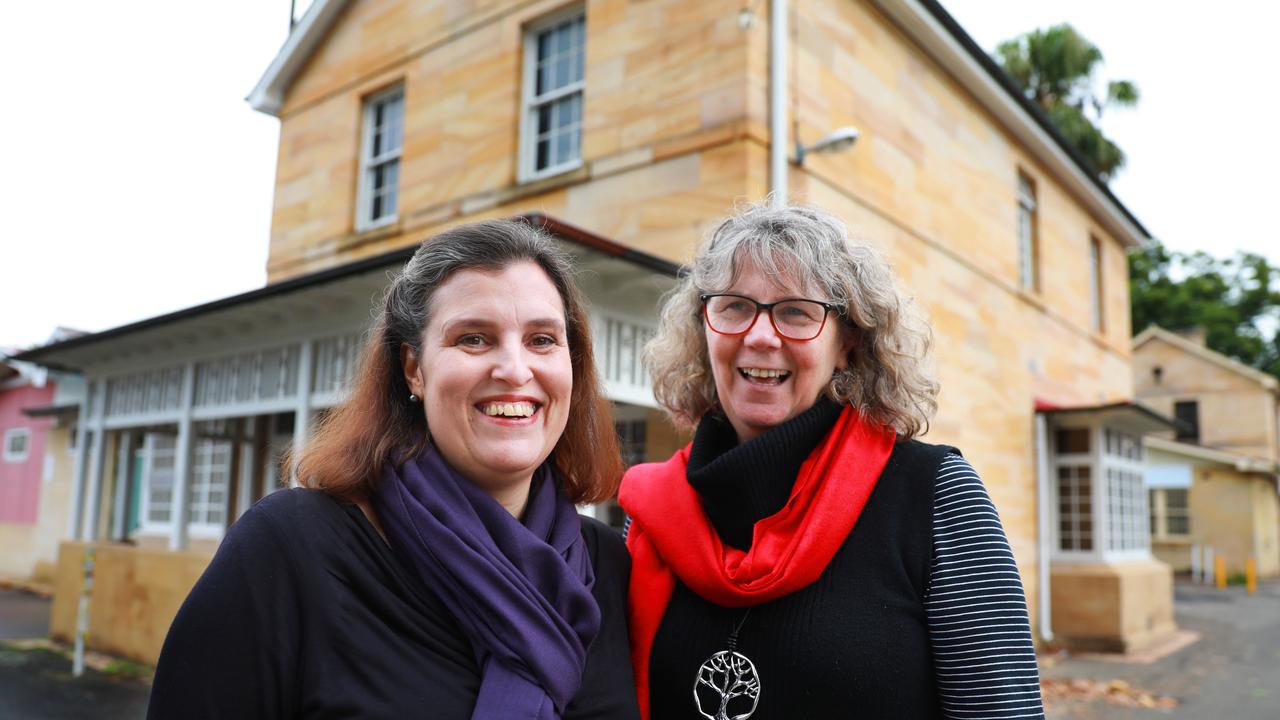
[1246,557,1257,596]
[1215,555,1227,590]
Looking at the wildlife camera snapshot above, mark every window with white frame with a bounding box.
[1149,487,1190,538]
[142,434,176,526]
[520,8,585,182]
[138,432,234,536]
[356,85,404,230]
[1017,172,1039,292]
[1055,428,1093,552]
[3,428,31,463]
[1052,422,1151,559]
[188,439,230,528]
[1103,428,1147,552]
[1089,236,1104,333]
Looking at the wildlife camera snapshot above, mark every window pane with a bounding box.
[538,104,554,136]
[536,139,549,170]
[554,55,569,88]
[381,162,399,217]
[373,102,388,157]
[385,99,403,152]
[538,60,551,96]
[1056,428,1090,455]
[566,93,581,126]
[555,21,572,53]
[555,129,572,165]
[567,127,581,163]
[1174,401,1199,442]
[538,32,552,62]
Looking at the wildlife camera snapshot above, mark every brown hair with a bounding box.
[291,219,623,504]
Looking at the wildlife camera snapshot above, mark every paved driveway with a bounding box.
[1043,580,1280,719]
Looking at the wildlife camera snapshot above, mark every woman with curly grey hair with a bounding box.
[620,203,1044,719]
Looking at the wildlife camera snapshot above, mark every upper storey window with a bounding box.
[356,85,404,231]
[1089,235,1105,333]
[1016,172,1039,292]
[520,8,585,182]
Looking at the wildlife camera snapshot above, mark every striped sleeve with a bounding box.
[925,454,1045,719]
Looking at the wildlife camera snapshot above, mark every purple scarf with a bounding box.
[373,445,601,719]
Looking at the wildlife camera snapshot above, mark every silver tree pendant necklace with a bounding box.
[693,608,761,720]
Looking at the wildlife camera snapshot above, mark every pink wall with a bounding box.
[0,383,56,525]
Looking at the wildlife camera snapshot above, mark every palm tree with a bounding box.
[995,24,1139,181]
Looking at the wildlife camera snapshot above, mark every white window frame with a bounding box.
[1017,172,1039,292]
[3,428,31,463]
[1052,425,1096,558]
[137,433,177,534]
[1102,427,1149,558]
[1089,235,1104,333]
[518,6,586,183]
[355,84,405,232]
[1051,420,1152,563]
[1149,487,1191,539]
[136,433,230,539]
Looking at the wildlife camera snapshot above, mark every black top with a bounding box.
[148,487,640,720]
[649,401,1043,719]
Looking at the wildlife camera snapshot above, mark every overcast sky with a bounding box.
[2,1,1276,350]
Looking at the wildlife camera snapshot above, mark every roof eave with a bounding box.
[1133,325,1280,392]
[11,213,678,370]
[873,0,1150,248]
[246,0,350,117]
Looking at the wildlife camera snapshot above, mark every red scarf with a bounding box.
[617,405,896,719]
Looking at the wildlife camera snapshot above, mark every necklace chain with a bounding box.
[725,608,751,652]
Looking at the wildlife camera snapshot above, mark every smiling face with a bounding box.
[402,261,572,510]
[705,261,852,444]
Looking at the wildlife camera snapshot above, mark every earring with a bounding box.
[408,393,420,403]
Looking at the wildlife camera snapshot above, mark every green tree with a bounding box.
[1130,240,1280,378]
[995,24,1139,180]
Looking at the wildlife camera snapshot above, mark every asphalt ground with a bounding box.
[0,589,149,720]
[1042,580,1280,719]
[0,644,149,720]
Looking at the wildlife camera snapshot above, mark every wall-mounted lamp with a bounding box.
[795,126,860,165]
[738,0,763,29]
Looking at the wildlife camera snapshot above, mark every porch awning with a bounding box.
[21,402,80,420]
[1144,435,1279,475]
[1035,399,1179,436]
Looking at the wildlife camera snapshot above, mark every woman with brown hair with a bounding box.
[148,220,640,720]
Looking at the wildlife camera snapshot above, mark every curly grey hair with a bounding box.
[645,202,939,438]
